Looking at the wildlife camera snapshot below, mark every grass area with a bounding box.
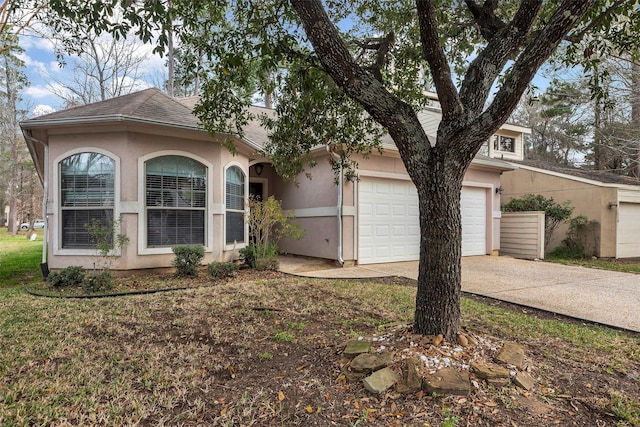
[0,273,638,425]
[0,231,638,425]
[546,248,640,274]
[0,230,43,287]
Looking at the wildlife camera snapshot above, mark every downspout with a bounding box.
[327,145,344,266]
[41,142,49,276]
[25,134,49,278]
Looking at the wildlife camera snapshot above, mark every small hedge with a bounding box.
[46,266,86,288]
[82,270,115,293]
[207,262,239,280]
[172,245,205,276]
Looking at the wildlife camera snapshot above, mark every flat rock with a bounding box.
[457,333,469,347]
[496,342,525,368]
[516,396,553,416]
[487,377,511,387]
[471,362,510,380]
[363,367,400,394]
[344,340,372,358]
[423,368,470,395]
[397,357,423,394]
[514,371,535,390]
[350,352,393,372]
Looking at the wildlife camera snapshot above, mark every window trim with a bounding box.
[493,135,516,153]
[53,148,121,256]
[138,151,214,255]
[224,162,248,250]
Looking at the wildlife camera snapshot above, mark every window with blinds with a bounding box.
[60,152,115,248]
[145,156,206,247]
[225,166,245,244]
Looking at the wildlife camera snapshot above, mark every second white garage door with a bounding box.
[617,202,640,258]
[358,178,487,264]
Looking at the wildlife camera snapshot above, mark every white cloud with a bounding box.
[32,104,57,117]
[16,52,48,77]
[23,85,54,99]
[19,31,56,53]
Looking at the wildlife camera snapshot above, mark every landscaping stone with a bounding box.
[457,333,469,347]
[514,372,535,390]
[433,334,444,346]
[486,377,511,387]
[363,367,400,394]
[496,342,525,368]
[423,368,470,395]
[397,357,422,394]
[344,340,372,358]
[350,352,393,372]
[471,362,511,381]
[342,367,368,383]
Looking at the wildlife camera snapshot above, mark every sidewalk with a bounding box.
[278,255,640,333]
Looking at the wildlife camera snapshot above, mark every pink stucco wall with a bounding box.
[41,123,249,270]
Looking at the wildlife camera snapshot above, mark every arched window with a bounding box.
[145,155,206,247]
[225,166,245,244]
[60,152,115,248]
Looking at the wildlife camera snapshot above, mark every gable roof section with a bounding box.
[21,88,201,130]
[509,159,640,188]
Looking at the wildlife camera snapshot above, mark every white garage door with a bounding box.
[358,178,487,264]
[461,187,488,256]
[617,202,640,258]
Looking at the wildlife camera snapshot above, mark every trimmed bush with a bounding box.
[239,244,257,268]
[46,266,85,288]
[255,257,279,271]
[207,262,239,280]
[82,270,115,293]
[172,245,205,276]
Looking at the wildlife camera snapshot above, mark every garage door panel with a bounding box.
[617,202,640,258]
[461,187,487,256]
[358,178,487,264]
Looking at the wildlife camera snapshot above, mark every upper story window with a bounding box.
[225,165,246,245]
[60,152,115,248]
[145,155,206,247]
[494,135,516,153]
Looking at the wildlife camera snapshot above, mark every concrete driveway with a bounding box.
[279,255,640,333]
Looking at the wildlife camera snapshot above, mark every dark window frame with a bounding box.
[145,155,207,248]
[59,152,115,249]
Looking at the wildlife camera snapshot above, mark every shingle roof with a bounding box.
[21,87,201,130]
[511,159,640,186]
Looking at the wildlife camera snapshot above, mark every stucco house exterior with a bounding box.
[21,88,530,271]
[501,160,640,258]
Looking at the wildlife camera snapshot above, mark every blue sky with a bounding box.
[16,28,550,119]
[17,30,166,118]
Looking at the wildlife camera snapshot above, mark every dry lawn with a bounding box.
[1,270,639,426]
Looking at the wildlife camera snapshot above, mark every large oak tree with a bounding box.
[45,0,640,340]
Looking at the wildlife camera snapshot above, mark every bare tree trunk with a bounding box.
[593,98,603,170]
[166,0,174,97]
[5,56,19,234]
[631,62,640,178]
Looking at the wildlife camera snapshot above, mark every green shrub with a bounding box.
[239,244,257,268]
[82,270,114,293]
[243,196,302,269]
[560,215,599,258]
[46,266,86,288]
[207,262,239,279]
[255,257,279,271]
[172,245,205,276]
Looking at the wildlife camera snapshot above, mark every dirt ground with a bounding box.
[156,273,640,426]
[28,270,640,426]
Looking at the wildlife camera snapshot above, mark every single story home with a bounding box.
[21,88,530,271]
[502,160,640,258]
